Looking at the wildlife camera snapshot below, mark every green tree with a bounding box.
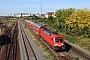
[55,8,75,32]
[47,16,54,24]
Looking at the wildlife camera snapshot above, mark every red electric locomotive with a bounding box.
[40,28,65,50]
[25,20,65,50]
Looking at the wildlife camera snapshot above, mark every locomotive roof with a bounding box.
[42,28,57,36]
[34,23,42,28]
[25,20,42,28]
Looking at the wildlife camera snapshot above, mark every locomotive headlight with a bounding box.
[55,44,58,46]
[53,38,55,41]
[62,43,64,45]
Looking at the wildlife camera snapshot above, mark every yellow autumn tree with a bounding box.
[66,8,90,37]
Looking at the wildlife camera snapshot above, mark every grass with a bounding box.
[64,35,79,44]
[74,58,79,60]
[64,34,90,52]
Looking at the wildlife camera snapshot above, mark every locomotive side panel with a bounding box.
[40,29,54,47]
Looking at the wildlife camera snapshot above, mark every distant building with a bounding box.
[39,14,45,18]
[36,13,40,17]
[14,13,21,17]
[30,14,37,17]
[21,13,30,17]
[14,13,31,17]
[45,12,55,18]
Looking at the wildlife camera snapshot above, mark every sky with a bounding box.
[0,0,90,16]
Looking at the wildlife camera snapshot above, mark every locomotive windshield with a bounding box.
[55,38,62,42]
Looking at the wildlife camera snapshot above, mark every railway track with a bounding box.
[65,40,90,60]
[26,22,90,60]
[5,21,20,60]
[18,21,46,60]
[0,21,20,60]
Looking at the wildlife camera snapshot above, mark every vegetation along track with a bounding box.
[26,22,90,60]
[18,21,46,60]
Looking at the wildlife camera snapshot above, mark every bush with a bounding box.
[65,35,78,43]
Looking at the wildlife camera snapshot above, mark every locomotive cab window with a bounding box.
[55,38,62,42]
